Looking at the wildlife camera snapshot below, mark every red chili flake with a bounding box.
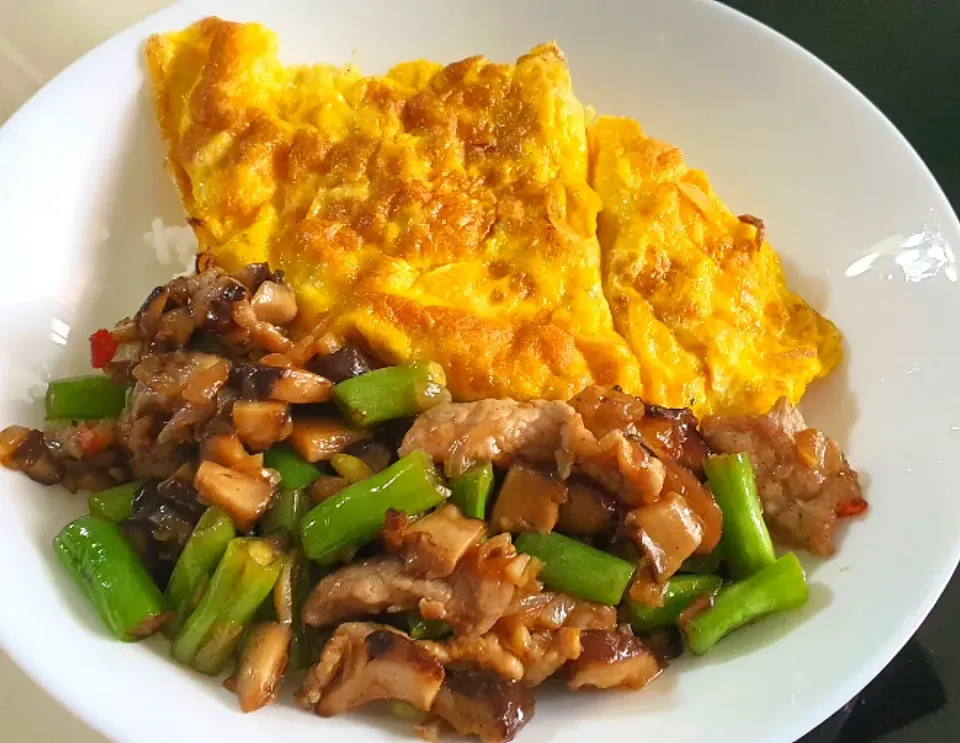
[89,329,118,369]
[75,423,106,456]
[836,498,869,518]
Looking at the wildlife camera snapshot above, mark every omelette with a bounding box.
[145,17,841,415]
[588,117,842,415]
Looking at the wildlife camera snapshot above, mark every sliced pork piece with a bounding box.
[383,505,487,578]
[303,536,534,639]
[512,628,583,686]
[569,386,710,477]
[435,535,539,638]
[568,385,646,435]
[558,414,664,506]
[297,623,444,716]
[500,590,616,632]
[399,399,574,475]
[701,397,864,556]
[430,626,581,687]
[301,557,452,627]
[490,464,567,534]
[431,668,536,743]
[400,388,674,509]
[566,627,663,690]
[422,633,526,681]
[567,387,719,536]
[624,492,703,581]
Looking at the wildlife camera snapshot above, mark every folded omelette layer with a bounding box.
[146,17,841,414]
[146,17,642,401]
[588,116,842,415]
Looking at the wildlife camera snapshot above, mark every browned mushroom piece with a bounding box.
[229,363,332,404]
[624,491,703,581]
[0,427,63,485]
[345,440,394,473]
[491,464,567,534]
[224,621,292,712]
[635,403,712,477]
[232,400,293,452]
[270,368,333,404]
[297,623,444,717]
[308,475,349,503]
[231,300,294,353]
[566,627,663,690]
[431,668,536,743]
[250,280,298,325]
[229,364,286,400]
[383,504,487,578]
[287,416,369,462]
[194,460,275,531]
[628,561,668,608]
[201,432,267,478]
[308,344,376,383]
[555,478,619,538]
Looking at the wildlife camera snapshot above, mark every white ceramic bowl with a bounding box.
[0,1,957,741]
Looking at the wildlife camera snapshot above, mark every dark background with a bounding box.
[718,2,960,741]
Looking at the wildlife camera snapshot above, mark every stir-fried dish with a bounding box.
[0,264,865,741]
[0,16,869,743]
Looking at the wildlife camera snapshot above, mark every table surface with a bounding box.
[1,2,958,742]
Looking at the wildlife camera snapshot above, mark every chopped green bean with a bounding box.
[704,453,776,579]
[261,489,310,547]
[273,549,315,670]
[330,453,374,483]
[53,515,170,641]
[449,462,494,520]
[623,574,723,632]
[263,444,322,491]
[680,546,724,575]
[171,538,284,674]
[684,552,808,655]
[299,450,448,564]
[45,375,127,421]
[333,361,450,427]
[515,532,635,606]
[165,508,236,636]
[87,481,142,523]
